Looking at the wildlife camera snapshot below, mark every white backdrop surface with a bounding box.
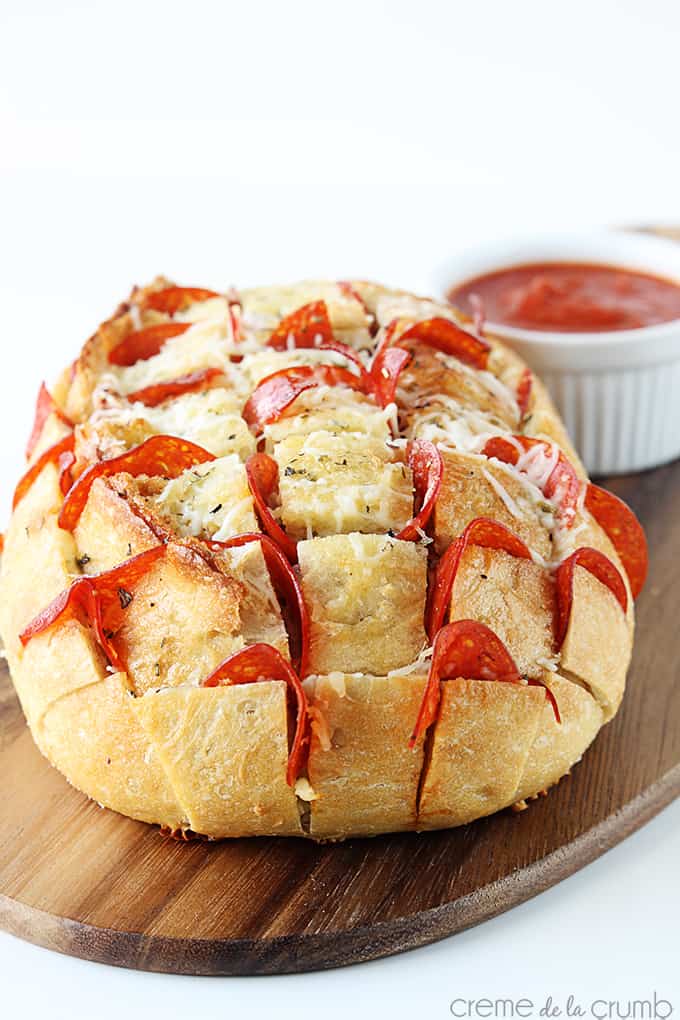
[1,1,679,1015]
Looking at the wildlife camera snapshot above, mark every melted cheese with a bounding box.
[373,293,456,328]
[514,440,560,491]
[90,385,255,460]
[240,346,367,388]
[263,386,393,448]
[274,431,413,539]
[175,296,231,327]
[113,319,238,395]
[481,438,590,564]
[294,777,319,801]
[154,455,257,540]
[480,467,525,520]
[174,295,269,356]
[430,353,520,425]
[139,388,255,459]
[387,643,434,677]
[241,280,370,333]
[407,396,509,452]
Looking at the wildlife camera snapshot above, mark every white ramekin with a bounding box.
[430,231,680,476]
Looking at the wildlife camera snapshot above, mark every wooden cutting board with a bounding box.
[2,251,680,973]
[1,463,678,975]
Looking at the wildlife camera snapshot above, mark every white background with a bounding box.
[1,0,679,1015]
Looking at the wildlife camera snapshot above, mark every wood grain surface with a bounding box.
[0,458,678,975]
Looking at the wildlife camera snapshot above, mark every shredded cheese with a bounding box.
[155,455,257,540]
[295,778,319,802]
[387,644,434,677]
[481,468,525,520]
[308,703,332,752]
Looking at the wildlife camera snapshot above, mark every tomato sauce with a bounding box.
[448,262,680,332]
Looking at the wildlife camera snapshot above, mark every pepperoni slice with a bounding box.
[265,300,334,350]
[20,546,166,671]
[399,317,491,370]
[516,368,533,418]
[410,620,523,746]
[316,340,372,388]
[109,323,191,367]
[242,364,368,433]
[206,532,310,678]
[126,367,224,407]
[337,280,378,336]
[227,293,242,344]
[555,546,628,648]
[26,383,73,460]
[143,287,220,315]
[201,643,309,787]
[482,434,582,528]
[370,344,412,407]
[584,483,648,599]
[396,440,443,542]
[58,435,216,532]
[13,433,76,509]
[245,453,298,563]
[57,446,76,496]
[427,517,532,640]
[368,321,410,408]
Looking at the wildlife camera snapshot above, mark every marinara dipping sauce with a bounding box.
[449,262,680,333]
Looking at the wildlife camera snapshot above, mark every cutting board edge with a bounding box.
[2,761,678,976]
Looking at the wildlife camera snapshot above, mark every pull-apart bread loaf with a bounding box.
[1,280,648,840]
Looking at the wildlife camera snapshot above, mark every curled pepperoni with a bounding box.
[396,440,443,542]
[57,447,76,496]
[206,532,310,678]
[26,383,73,460]
[399,317,491,370]
[410,620,523,747]
[316,340,372,388]
[516,368,533,418]
[242,364,368,433]
[20,546,166,671]
[370,337,412,407]
[201,643,309,787]
[337,280,378,336]
[265,300,334,350]
[245,453,298,563]
[555,546,628,648]
[482,434,582,528]
[58,435,216,532]
[584,483,648,599]
[427,517,532,640]
[109,323,191,367]
[126,367,224,407]
[13,433,75,510]
[227,293,242,344]
[143,287,220,315]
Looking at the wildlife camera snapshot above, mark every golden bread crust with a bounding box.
[418,679,546,829]
[0,279,636,839]
[305,672,427,839]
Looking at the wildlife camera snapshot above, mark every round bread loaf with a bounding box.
[0,280,643,840]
